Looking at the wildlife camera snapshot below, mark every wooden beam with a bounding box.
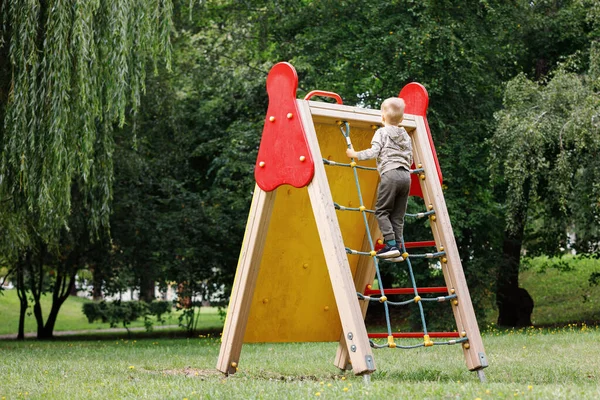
[299,99,376,375]
[216,185,276,375]
[334,200,381,370]
[411,116,488,371]
[308,100,417,130]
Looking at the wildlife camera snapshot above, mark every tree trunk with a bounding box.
[139,273,155,303]
[91,264,104,301]
[497,177,535,328]
[27,247,46,338]
[40,256,78,339]
[497,229,534,328]
[16,260,28,340]
[32,300,46,338]
[42,298,66,338]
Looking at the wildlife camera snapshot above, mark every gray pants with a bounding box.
[375,167,411,244]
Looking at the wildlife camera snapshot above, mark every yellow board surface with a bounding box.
[243,121,380,343]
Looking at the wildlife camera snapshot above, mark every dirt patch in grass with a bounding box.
[160,367,222,378]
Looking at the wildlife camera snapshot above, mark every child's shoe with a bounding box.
[376,244,400,259]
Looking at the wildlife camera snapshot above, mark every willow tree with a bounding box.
[490,42,600,327]
[0,0,173,338]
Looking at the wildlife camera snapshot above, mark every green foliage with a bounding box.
[0,0,174,247]
[0,1,174,338]
[82,300,172,333]
[102,3,268,304]
[490,43,600,255]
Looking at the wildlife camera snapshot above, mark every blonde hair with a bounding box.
[381,97,405,126]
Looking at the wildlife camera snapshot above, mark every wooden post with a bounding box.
[334,192,381,370]
[216,185,277,375]
[299,100,376,375]
[411,116,488,371]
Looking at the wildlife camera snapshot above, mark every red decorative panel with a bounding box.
[398,83,443,198]
[255,62,315,192]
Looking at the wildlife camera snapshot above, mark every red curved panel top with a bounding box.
[399,83,443,198]
[255,62,315,192]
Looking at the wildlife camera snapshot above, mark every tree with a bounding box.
[125,0,537,328]
[490,41,600,326]
[0,0,173,338]
[264,0,530,324]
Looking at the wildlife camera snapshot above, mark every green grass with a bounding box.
[0,326,599,399]
[1,257,600,398]
[0,289,223,336]
[520,255,600,326]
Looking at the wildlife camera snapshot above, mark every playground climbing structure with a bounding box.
[216,62,488,380]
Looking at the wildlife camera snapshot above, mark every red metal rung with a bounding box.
[404,240,436,249]
[364,286,449,296]
[368,332,460,339]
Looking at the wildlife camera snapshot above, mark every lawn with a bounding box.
[520,255,600,326]
[0,289,223,337]
[0,326,599,399]
[1,256,600,398]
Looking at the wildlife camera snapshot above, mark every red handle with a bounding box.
[303,90,343,104]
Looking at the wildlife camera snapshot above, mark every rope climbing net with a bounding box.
[326,121,469,350]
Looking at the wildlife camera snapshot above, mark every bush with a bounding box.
[82,300,172,333]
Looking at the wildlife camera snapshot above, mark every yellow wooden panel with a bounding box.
[244,122,379,343]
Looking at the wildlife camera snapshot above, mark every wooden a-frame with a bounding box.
[216,62,488,378]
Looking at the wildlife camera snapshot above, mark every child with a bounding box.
[346,97,412,259]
